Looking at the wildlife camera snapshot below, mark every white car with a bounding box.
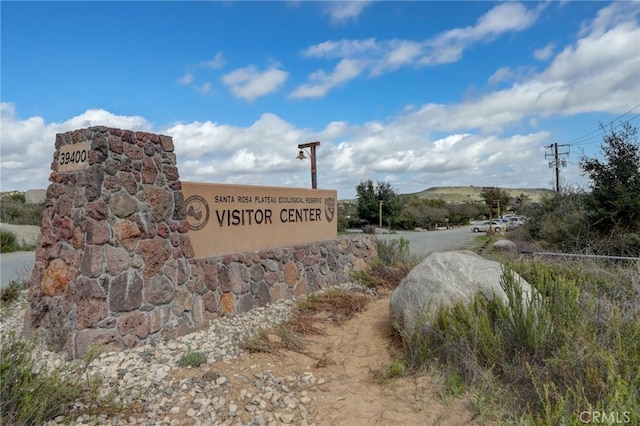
[494,219,510,229]
[508,217,524,227]
[471,221,504,233]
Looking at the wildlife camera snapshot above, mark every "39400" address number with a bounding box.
[59,149,87,165]
[58,142,89,172]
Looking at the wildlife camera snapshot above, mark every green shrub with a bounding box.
[0,279,28,305]
[352,237,416,290]
[10,193,25,203]
[0,229,17,253]
[0,196,44,225]
[0,333,109,424]
[0,229,35,253]
[177,350,207,368]
[397,259,640,424]
[376,237,411,265]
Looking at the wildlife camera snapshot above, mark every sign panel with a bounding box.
[57,142,90,173]
[181,182,338,258]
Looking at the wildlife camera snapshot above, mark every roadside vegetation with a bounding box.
[352,237,417,289]
[0,333,123,425]
[0,229,35,253]
[1,191,43,252]
[511,122,640,257]
[400,259,639,424]
[351,123,639,424]
[0,278,28,307]
[345,233,639,424]
[0,192,44,226]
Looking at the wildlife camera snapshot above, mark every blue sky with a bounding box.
[1,1,639,199]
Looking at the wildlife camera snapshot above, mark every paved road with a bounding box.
[0,251,35,290]
[375,226,479,260]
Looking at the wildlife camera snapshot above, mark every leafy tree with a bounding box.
[396,197,448,229]
[355,179,402,227]
[579,122,640,235]
[447,203,482,225]
[479,187,511,217]
[337,200,359,231]
[526,189,591,252]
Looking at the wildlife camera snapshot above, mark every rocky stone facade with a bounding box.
[194,236,376,316]
[25,127,376,358]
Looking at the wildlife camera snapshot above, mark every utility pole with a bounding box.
[545,143,570,192]
[483,186,495,235]
[379,200,383,228]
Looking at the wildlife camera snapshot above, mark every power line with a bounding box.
[570,113,640,148]
[542,104,640,191]
[565,104,640,147]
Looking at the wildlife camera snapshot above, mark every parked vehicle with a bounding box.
[506,215,527,227]
[471,221,503,233]
[508,217,524,227]
[495,218,510,229]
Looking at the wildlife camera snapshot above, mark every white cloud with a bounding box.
[534,44,555,61]
[294,2,543,98]
[200,53,226,70]
[3,3,636,198]
[177,53,225,93]
[57,109,152,133]
[196,82,214,94]
[290,58,365,98]
[0,98,582,198]
[178,73,194,85]
[0,104,152,191]
[466,2,542,40]
[324,1,373,24]
[579,1,640,38]
[488,67,513,85]
[301,38,379,58]
[406,7,639,135]
[222,65,289,101]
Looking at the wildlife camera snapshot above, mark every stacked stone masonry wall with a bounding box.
[24,127,376,358]
[195,237,376,316]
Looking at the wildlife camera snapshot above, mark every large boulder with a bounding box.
[493,239,518,252]
[390,250,533,334]
[25,189,46,204]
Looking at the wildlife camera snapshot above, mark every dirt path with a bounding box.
[179,293,485,425]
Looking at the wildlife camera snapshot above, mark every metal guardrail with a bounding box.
[525,251,640,262]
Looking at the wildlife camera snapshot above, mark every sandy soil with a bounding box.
[174,293,491,426]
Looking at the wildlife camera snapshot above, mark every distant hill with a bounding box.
[403,186,553,204]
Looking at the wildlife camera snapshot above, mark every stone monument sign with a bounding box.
[24,127,375,358]
[182,182,337,257]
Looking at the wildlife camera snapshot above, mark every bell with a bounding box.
[297,150,306,160]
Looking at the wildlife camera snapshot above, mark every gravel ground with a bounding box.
[0,226,479,425]
[0,283,374,426]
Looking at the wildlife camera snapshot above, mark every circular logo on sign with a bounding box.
[184,195,209,231]
[324,197,335,223]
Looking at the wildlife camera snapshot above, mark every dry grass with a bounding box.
[351,257,416,291]
[242,288,372,356]
[286,311,326,336]
[295,288,370,323]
